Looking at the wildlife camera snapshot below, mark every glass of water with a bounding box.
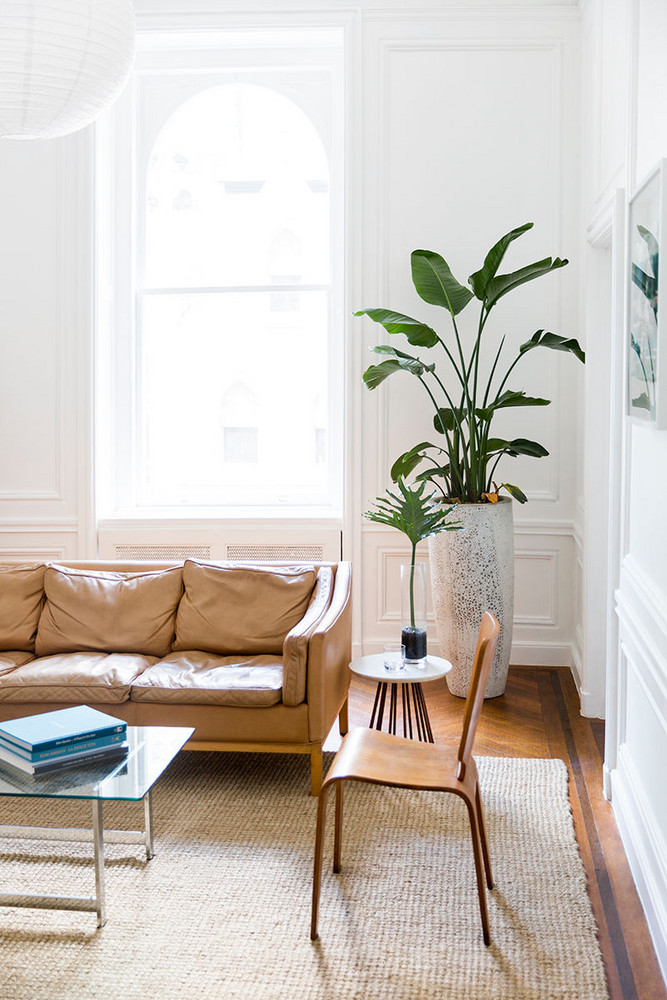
[383,643,406,672]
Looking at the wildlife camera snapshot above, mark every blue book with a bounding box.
[0,706,126,754]
[0,730,126,762]
[0,740,128,776]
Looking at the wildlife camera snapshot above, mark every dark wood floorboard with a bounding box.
[344,665,666,1000]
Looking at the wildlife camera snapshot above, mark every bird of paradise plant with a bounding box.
[356,223,585,503]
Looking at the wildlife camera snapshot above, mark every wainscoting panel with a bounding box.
[361,525,576,666]
[611,556,667,980]
[0,524,79,563]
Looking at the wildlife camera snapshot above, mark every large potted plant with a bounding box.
[357,222,585,697]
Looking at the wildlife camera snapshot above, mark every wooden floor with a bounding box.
[344,665,666,1000]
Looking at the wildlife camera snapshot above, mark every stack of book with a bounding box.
[0,706,128,776]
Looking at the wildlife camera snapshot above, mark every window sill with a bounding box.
[97,506,343,530]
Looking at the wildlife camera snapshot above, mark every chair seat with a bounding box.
[326,726,476,793]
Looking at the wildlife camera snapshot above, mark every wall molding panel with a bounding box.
[359,10,581,668]
[612,745,667,982]
[513,549,559,626]
[609,559,667,983]
[370,32,566,503]
[362,526,575,665]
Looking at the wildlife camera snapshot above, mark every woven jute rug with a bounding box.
[0,751,608,1000]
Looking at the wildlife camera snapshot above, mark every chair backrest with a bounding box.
[456,612,501,781]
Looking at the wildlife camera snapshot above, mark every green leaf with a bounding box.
[632,392,652,411]
[433,407,464,434]
[476,391,551,421]
[484,256,568,309]
[485,437,549,458]
[363,477,461,547]
[500,482,528,503]
[637,225,659,280]
[415,464,450,482]
[468,223,533,300]
[632,225,659,321]
[371,344,436,371]
[632,264,658,317]
[390,443,436,481]
[411,249,474,316]
[519,329,585,364]
[354,308,439,348]
[362,357,430,389]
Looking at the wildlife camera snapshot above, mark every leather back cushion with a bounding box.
[172,561,317,655]
[35,565,184,657]
[0,564,46,651]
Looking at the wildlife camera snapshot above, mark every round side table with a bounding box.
[349,654,452,742]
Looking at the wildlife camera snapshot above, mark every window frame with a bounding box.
[95,27,345,520]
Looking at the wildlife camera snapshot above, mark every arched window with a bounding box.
[96,45,344,513]
[144,83,329,289]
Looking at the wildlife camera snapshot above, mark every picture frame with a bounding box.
[627,159,667,426]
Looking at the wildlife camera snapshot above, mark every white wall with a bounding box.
[581,0,667,978]
[0,134,94,564]
[0,2,584,671]
[354,6,583,666]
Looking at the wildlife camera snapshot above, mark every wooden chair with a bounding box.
[311,611,500,945]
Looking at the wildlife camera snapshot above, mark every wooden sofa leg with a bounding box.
[310,744,323,796]
[339,697,349,736]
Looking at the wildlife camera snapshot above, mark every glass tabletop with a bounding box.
[0,726,193,802]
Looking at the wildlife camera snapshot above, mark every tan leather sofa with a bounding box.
[0,559,352,794]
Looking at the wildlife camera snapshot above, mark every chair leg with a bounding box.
[475,781,493,889]
[311,782,332,940]
[310,744,323,796]
[465,796,491,946]
[333,780,344,873]
[339,697,349,736]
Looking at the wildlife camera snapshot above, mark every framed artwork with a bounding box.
[627,159,667,426]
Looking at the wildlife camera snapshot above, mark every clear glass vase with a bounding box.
[400,561,428,666]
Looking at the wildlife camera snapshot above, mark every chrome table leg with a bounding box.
[92,800,106,928]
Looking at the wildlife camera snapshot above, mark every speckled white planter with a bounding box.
[428,498,514,698]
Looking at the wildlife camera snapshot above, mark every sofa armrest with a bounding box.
[306,562,352,742]
[282,566,334,706]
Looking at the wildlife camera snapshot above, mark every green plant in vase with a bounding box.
[356,222,585,503]
[364,478,461,662]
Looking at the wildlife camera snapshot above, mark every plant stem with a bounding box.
[418,375,467,496]
[409,541,417,628]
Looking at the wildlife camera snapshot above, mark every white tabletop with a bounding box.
[349,654,452,683]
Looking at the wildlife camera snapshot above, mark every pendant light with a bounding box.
[0,0,135,140]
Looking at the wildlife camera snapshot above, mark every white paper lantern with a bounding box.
[0,0,135,140]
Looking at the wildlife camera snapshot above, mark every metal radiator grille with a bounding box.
[114,544,212,561]
[226,544,324,562]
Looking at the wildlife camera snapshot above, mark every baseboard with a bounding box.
[508,640,573,668]
[358,638,574,671]
[611,747,667,984]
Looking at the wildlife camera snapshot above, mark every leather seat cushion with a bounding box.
[0,651,36,677]
[0,652,156,703]
[0,565,45,651]
[36,565,183,657]
[172,561,317,656]
[131,651,283,707]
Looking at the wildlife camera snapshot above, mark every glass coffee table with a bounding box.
[0,725,193,927]
[349,655,452,742]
